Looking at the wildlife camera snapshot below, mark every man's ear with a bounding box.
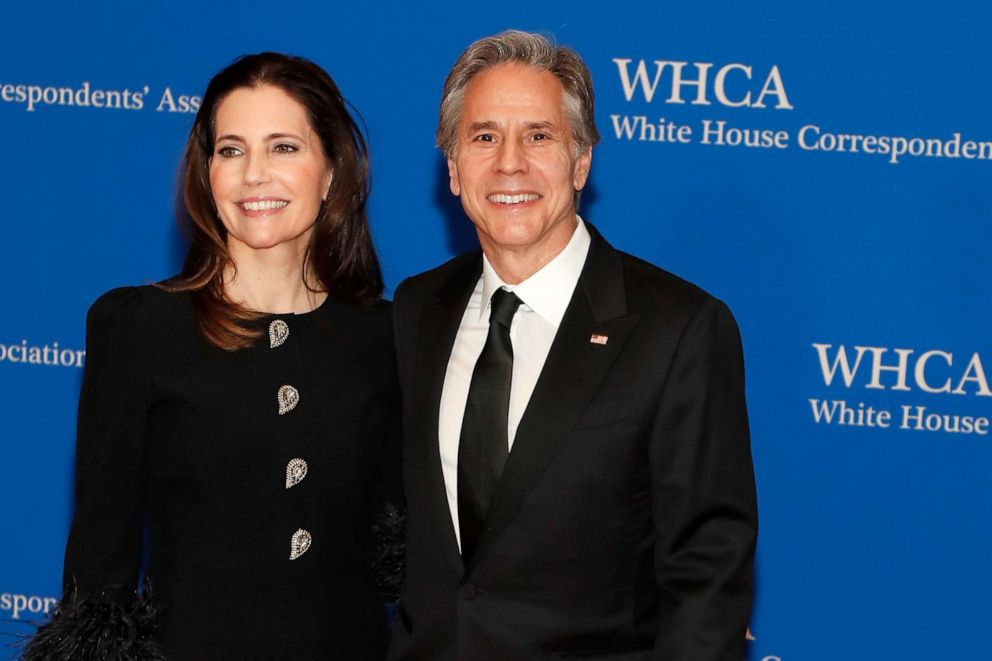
[573,146,592,191]
[447,157,461,196]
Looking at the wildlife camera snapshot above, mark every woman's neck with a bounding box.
[223,243,326,314]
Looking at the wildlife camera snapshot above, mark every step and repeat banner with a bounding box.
[1,2,989,659]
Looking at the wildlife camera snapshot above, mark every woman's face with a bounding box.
[209,84,332,259]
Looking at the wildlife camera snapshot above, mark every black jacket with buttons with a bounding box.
[53,286,401,659]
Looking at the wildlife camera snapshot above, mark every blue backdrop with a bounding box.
[2,2,990,659]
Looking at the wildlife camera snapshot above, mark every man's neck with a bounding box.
[479,216,578,285]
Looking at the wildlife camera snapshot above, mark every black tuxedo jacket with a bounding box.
[389,225,757,661]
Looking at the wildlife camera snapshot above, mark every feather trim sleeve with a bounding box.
[19,579,164,661]
[371,502,405,602]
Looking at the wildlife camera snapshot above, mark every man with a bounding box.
[390,30,757,661]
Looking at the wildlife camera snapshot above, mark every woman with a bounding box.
[24,53,401,660]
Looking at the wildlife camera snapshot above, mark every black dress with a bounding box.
[27,286,402,660]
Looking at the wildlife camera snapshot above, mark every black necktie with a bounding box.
[458,288,522,561]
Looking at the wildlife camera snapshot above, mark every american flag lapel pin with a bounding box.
[589,333,609,345]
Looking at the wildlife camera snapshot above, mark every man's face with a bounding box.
[447,63,592,263]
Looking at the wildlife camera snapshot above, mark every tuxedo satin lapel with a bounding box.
[468,228,639,569]
[411,253,481,577]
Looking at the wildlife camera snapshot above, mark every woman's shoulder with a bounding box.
[316,296,394,351]
[322,295,391,327]
[87,285,191,336]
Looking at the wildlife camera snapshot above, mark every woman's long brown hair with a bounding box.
[161,52,382,350]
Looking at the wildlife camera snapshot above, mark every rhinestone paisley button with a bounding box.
[269,319,289,348]
[285,458,308,489]
[290,528,312,560]
[277,385,299,415]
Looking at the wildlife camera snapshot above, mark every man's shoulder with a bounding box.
[611,246,734,329]
[585,221,715,314]
[394,250,481,304]
[619,250,709,302]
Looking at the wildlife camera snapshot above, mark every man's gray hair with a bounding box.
[436,30,600,158]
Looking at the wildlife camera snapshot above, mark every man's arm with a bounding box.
[650,297,758,661]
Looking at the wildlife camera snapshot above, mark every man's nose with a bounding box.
[494,138,527,175]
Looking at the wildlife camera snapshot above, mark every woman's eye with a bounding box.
[273,143,299,153]
[217,146,241,158]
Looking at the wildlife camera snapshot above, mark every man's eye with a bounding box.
[531,132,549,141]
[273,143,299,153]
[217,146,241,158]
[473,134,495,143]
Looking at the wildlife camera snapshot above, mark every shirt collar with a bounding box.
[480,216,591,328]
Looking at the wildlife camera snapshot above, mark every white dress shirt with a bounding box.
[438,218,591,550]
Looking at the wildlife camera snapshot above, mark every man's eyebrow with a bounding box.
[468,121,499,132]
[466,121,559,132]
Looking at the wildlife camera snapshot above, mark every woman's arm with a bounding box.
[22,288,163,661]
